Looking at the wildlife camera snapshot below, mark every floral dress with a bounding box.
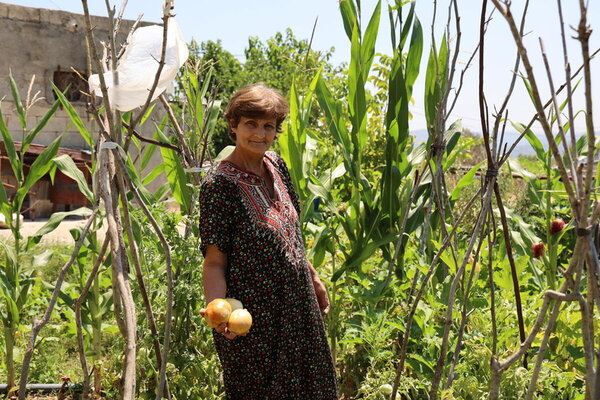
[199,151,338,400]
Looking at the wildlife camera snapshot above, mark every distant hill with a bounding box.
[409,129,584,157]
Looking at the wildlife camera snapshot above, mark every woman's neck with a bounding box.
[226,148,266,176]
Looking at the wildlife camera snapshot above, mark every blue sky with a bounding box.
[3,0,599,137]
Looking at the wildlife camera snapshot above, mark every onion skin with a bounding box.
[227,309,253,336]
[204,299,232,328]
[225,298,244,311]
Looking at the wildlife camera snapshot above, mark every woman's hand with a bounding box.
[200,308,238,340]
[312,277,330,315]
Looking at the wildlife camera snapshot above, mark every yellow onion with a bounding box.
[204,299,232,328]
[225,298,244,311]
[227,309,253,336]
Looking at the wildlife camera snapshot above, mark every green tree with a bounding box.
[188,30,342,154]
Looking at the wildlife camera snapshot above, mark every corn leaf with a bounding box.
[52,83,94,148]
[333,232,399,281]
[0,108,22,182]
[16,135,62,210]
[340,0,358,41]
[450,161,484,201]
[124,153,153,206]
[512,121,546,161]
[361,1,381,77]
[142,163,164,186]
[405,17,423,92]
[23,100,61,154]
[26,207,92,249]
[156,129,191,213]
[151,182,171,204]
[8,71,26,130]
[53,154,94,202]
[399,2,416,50]
[315,76,352,166]
[4,294,20,324]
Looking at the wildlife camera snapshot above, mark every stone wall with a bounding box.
[0,2,168,201]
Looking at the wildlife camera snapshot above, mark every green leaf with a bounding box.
[26,207,92,249]
[361,0,381,77]
[142,163,164,186]
[0,240,17,267]
[399,2,416,50]
[52,83,94,148]
[450,161,484,201]
[53,154,94,202]
[405,17,423,92]
[315,76,352,169]
[0,107,22,182]
[215,145,235,162]
[23,100,61,154]
[333,232,399,281]
[32,249,54,268]
[4,293,20,324]
[152,182,171,203]
[512,121,546,161]
[156,129,191,213]
[9,71,26,130]
[139,104,156,127]
[507,158,537,180]
[16,135,62,210]
[339,0,358,41]
[123,153,154,205]
[140,142,158,171]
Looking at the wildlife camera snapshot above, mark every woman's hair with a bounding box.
[224,84,289,141]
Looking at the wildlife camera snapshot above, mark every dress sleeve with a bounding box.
[270,153,301,216]
[199,174,238,256]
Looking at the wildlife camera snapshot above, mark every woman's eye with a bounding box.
[246,121,257,128]
[265,125,275,131]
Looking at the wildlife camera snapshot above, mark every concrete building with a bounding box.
[0,2,164,218]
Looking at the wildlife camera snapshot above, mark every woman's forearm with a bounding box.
[203,262,228,303]
[307,261,320,282]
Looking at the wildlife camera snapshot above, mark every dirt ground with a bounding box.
[0,215,185,245]
[0,217,107,245]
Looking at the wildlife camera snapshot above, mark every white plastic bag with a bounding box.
[89,18,189,112]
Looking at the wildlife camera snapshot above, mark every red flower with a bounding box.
[60,376,71,382]
[532,243,546,258]
[550,219,565,235]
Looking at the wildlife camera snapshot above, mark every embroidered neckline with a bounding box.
[219,155,280,202]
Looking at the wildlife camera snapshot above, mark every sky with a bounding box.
[3,0,599,143]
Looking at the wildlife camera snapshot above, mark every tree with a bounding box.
[188,30,341,154]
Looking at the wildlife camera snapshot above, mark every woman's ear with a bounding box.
[228,118,237,131]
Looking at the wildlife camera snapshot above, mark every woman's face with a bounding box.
[231,116,277,156]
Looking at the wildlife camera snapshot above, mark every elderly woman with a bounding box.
[199,84,338,399]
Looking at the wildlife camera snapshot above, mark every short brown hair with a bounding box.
[224,84,289,141]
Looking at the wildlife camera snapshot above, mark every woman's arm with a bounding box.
[203,244,228,302]
[202,244,236,339]
[307,262,330,314]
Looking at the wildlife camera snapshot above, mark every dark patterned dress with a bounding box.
[199,151,338,400]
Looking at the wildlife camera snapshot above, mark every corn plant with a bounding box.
[315,0,425,287]
[0,73,96,390]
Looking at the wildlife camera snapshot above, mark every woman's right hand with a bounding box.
[200,308,237,340]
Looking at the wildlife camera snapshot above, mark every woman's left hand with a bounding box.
[312,277,330,314]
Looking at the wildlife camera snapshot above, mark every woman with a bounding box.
[199,84,338,399]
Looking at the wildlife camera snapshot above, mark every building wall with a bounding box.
[0,2,168,209]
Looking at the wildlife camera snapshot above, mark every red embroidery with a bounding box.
[217,155,304,265]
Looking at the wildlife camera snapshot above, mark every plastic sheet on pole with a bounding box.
[88,18,189,112]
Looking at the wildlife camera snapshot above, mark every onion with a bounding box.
[227,309,253,336]
[225,298,244,311]
[204,299,232,328]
